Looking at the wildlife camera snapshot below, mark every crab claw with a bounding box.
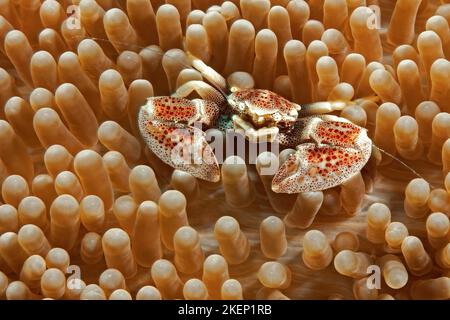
[272,143,370,194]
[138,111,220,182]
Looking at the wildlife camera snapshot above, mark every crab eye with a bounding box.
[257,116,265,125]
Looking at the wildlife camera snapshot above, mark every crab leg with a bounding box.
[299,96,379,115]
[138,96,221,182]
[272,115,372,193]
[172,80,227,110]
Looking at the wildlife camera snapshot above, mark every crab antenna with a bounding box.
[91,37,194,70]
[185,52,229,97]
[372,144,436,189]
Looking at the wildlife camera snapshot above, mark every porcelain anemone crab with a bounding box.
[138,56,373,194]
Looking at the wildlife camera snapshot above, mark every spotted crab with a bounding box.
[138,56,373,194]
